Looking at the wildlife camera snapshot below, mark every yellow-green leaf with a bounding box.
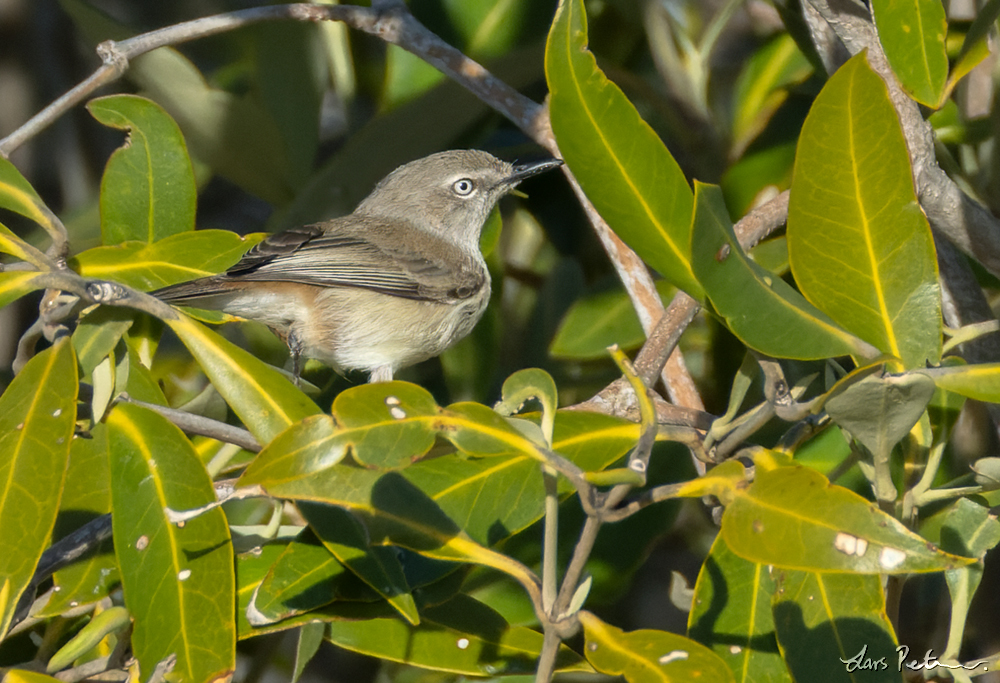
[546,0,701,298]
[731,33,813,154]
[771,570,898,681]
[165,314,320,445]
[106,403,235,683]
[788,53,941,368]
[579,610,735,683]
[0,271,45,311]
[0,156,59,239]
[944,0,1000,100]
[722,465,972,574]
[88,94,197,244]
[691,181,870,360]
[0,222,50,269]
[0,339,77,638]
[688,535,789,682]
[871,0,948,107]
[71,230,264,292]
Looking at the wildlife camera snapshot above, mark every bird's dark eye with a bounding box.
[452,178,476,196]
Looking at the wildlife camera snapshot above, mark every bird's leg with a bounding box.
[287,329,305,387]
[369,365,393,383]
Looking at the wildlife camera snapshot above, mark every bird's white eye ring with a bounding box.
[452,178,476,196]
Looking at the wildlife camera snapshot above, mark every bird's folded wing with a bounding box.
[223,221,484,303]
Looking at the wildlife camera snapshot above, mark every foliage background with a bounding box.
[1,0,1000,681]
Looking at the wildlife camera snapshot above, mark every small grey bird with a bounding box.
[153,150,562,382]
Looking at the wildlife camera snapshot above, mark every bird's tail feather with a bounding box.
[151,277,231,304]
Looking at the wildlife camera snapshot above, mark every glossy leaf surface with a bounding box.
[107,403,235,683]
[691,182,868,360]
[72,230,264,291]
[771,570,899,683]
[920,363,1000,402]
[325,594,588,676]
[871,0,947,107]
[165,314,320,445]
[88,94,196,244]
[0,340,77,637]
[546,0,700,297]
[300,503,419,625]
[788,53,941,368]
[688,535,789,682]
[579,610,735,682]
[0,156,60,237]
[0,272,45,316]
[722,465,972,574]
[241,404,638,547]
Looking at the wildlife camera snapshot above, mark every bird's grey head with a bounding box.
[356,150,561,250]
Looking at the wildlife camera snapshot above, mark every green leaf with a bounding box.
[236,542,290,639]
[946,0,1000,96]
[771,570,900,683]
[688,535,789,682]
[37,424,117,618]
[731,33,813,155]
[300,503,420,626]
[0,339,77,638]
[546,0,701,298]
[0,156,60,239]
[495,368,558,445]
[871,0,947,107]
[165,314,320,445]
[550,281,675,360]
[292,622,325,683]
[248,532,353,624]
[326,382,440,469]
[71,229,265,292]
[382,47,446,109]
[326,593,588,677]
[0,271,46,310]
[59,0,302,205]
[579,610,735,683]
[2,672,64,683]
[919,362,1000,402]
[243,409,638,550]
[106,402,235,683]
[443,0,531,58]
[0,222,51,269]
[46,606,130,673]
[691,182,868,360]
[788,52,941,368]
[722,465,972,573]
[72,307,135,377]
[824,371,936,460]
[88,94,196,244]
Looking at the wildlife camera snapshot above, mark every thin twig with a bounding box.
[117,394,261,452]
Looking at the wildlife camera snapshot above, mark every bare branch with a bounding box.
[118,394,261,453]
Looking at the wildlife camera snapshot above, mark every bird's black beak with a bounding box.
[505,157,563,186]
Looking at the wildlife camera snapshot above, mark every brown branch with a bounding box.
[570,190,791,422]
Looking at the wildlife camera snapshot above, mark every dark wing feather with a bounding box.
[218,217,484,302]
